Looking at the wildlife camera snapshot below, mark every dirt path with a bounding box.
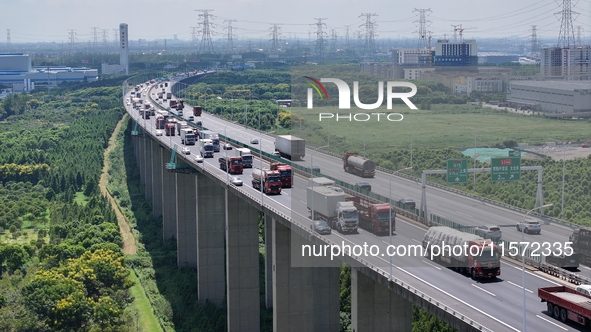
[100,114,137,255]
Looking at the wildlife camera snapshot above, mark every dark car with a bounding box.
[355,181,371,192]
[311,166,321,173]
[398,198,416,209]
[310,220,331,235]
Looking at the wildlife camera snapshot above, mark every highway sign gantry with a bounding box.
[447,159,468,184]
[491,157,521,182]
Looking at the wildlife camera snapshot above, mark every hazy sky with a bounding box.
[1,0,590,43]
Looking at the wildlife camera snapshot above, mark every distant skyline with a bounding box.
[1,0,590,44]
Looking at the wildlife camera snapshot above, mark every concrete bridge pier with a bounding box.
[144,139,153,201]
[139,136,146,186]
[264,214,273,309]
[176,173,197,268]
[351,268,412,332]
[151,143,163,218]
[272,220,340,332]
[161,148,176,241]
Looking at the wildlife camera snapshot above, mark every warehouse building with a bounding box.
[507,80,591,117]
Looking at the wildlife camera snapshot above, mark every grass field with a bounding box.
[289,104,591,151]
[74,192,90,205]
[127,268,163,332]
[0,229,47,245]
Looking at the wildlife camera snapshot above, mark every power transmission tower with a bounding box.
[224,20,237,54]
[6,29,10,48]
[101,29,109,48]
[330,29,337,52]
[269,24,281,53]
[576,25,583,46]
[359,13,378,58]
[92,27,99,48]
[530,25,539,57]
[190,27,198,46]
[312,18,328,58]
[196,9,215,54]
[68,29,77,51]
[413,8,432,48]
[344,25,351,49]
[555,0,579,47]
[427,30,433,49]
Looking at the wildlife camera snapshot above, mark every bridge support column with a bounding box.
[226,191,260,332]
[176,173,197,268]
[152,143,163,218]
[272,221,340,331]
[139,137,146,185]
[351,268,412,332]
[161,148,176,241]
[145,138,153,201]
[196,173,225,306]
[132,135,139,162]
[264,214,273,309]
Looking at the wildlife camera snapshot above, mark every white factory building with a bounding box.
[101,23,129,75]
[507,80,591,118]
[0,53,98,92]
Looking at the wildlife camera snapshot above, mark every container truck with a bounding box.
[569,227,591,265]
[269,162,293,188]
[156,116,166,129]
[538,286,591,327]
[306,186,358,233]
[343,152,376,178]
[176,121,188,136]
[199,139,214,158]
[235,148,253,168]
[166,92,172,99]
[176,99,185,110]
[251,168,282,195]
[200,130,220,152]
[423,226,501,279]
[309,177,336,187]
[193,106,202,116]
[170,100,177,109]
[180,128,196,145]
[274,135,305,160]
[164,123,175,136]
[219,156,243,174]
[346,195,395,235]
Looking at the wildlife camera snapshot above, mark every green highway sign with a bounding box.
[508,150,521,157]
[447,159,468,184]
[491,157,521,182]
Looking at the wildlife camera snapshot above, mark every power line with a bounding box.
[269,24,281,53]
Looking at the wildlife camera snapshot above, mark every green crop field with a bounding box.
[289,103,591,151]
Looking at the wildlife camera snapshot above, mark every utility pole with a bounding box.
[413,8,432,48]
[196,9,216,54]
[360,13,378,58]
[344,25,351,49]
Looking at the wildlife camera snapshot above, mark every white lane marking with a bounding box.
[412,238,421,244]
[471,284,496,297]
[581,265,591,271]
[506,281,534,293]
[509,265,561,285]
[536,315,568,330]
[455,211,472,218]
[421,260,441,270]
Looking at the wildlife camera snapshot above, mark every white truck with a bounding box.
[199,138,214,158]
[235,148,253,168]
[200,130,220,152]
[275,135,305,160]
[180,128,196,145]
[309,177,335,187]
[307,186,359,233]
[176,121,188,136]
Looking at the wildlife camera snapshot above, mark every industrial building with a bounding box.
[0,53,98,92]
[433,39,478,70]
[507,80,591,117]
[101,23,129,75]
[540,46,590,80]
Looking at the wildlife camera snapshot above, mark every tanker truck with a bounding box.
[307,186,359,233]
[251,168,282,195]
[423,226,501,279]
[342,152,376,178]
[274,135,305,160]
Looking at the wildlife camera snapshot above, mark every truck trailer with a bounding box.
[200,130,220,152]
[306,186,359,233]
[176,121,188,136]
[570,227,591,266]
[199,139,214,158]
[251,168,282,195]
[538,286,591,327]
[423,226,501,279]
[235,148,253,168]
[219,156,243,174]
[180,128,196,145]
[270,162,293,188]
[343,152,376,178]
[346,196,395,235]
[274,135,305,160]
[193,106,202,116]
[164,123,175,136]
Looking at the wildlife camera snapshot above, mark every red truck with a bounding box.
[538,286,591,327]
[156,116,166,129]
[346,195,395,235]
[219,156,243,174]
[193,106,202,116]
[269,162,293,188]
[164,123,175,136]
[251,168,282,195]
[170,100,177,109]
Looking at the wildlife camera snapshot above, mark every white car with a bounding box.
[517,218,542,235]
[188,116,194,121]
[181,147,191,155]
[250,138,259,144]
[194,155,204,163]
[231,176,243,186]
[155,129,163,136]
